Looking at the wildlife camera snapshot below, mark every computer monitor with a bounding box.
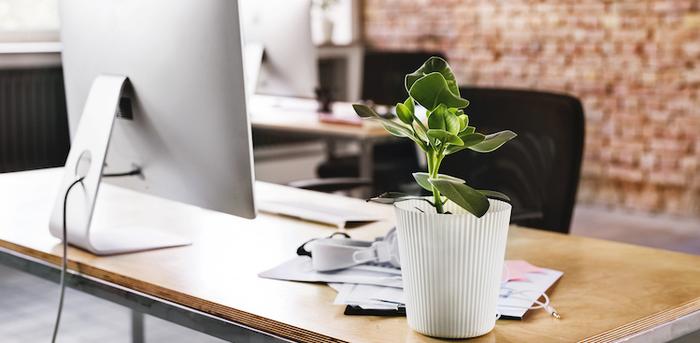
[239,0,319,98]
[49,0,256,255]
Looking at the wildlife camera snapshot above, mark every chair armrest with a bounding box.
[288,178,372,193]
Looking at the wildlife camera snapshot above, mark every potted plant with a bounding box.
[352,57,516,338]
[313,0,338,45]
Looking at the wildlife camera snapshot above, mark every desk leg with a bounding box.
[359,140,374,197]
[325,139,337,160]
[131,310,145,343]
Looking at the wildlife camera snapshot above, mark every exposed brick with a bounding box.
[364,0,700,217]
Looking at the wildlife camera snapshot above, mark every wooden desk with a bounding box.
[251,104,389,140]
[1,168,700,342]
[249,99,394,182]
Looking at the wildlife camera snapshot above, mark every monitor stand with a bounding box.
[48,75,191,255]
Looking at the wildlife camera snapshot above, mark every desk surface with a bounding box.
[249,98,391,139]
[1,169,700,342]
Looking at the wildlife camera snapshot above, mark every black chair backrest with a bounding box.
[0,67,70,173]
[440,87,585,234]
[361,51,446,105]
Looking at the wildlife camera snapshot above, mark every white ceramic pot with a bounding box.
[394,198,511,338]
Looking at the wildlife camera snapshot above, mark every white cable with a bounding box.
[500,263,560,319]
[501,288,561,319]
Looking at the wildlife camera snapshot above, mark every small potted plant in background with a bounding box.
[313,0,338,45]
[353,57,516,338]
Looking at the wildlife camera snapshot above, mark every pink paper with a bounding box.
[502,260,546,283]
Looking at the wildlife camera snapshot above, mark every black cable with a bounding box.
[102,168,141,178]
[51,177,84,343]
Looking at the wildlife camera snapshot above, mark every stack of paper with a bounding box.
[330,283,404,310]
[259,257,562,319]
[259,256,402,288]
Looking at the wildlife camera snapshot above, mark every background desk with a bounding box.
[1,169,700,342]
[250,101,394,183]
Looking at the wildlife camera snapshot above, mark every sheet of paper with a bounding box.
[328,265,562,319]
[497,267,563,318]
[503,260,546,282]
[259,256,403,288]
[331,283,398,309]
[263,257,562,318]
[331,283,405,307]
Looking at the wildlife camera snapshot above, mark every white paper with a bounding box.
[331,283,398,309]
[259,256,403,288]
[497,267,563,318]
[329,268,562,319]
[331,283,405,308]
[262,257,562,319]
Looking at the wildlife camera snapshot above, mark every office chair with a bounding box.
[0,67,70,173]
[360,51,447,106]
[300,51,446,194]
[440,87,585,234]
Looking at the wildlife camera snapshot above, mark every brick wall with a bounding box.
[363,0,700,217]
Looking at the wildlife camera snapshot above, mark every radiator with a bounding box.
[0,67,70,173]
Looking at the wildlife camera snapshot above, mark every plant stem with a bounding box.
[427,150,445,213]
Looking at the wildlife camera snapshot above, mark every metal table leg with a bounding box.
[131,310,145,343]
[0,247,289,343]
[358,140,374,197]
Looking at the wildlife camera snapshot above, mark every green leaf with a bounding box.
[462,126,476,134]
[444,110,461,135]
[368,192,433,205]
[460,132,486,145]
[445,132,485,154]
[381,122,413,138]
[413,121,429,143]
[428,179,490,217]
[404,97,415,114]
[478,190,511,203]
[458,114,469,132]
[468,130,517,153]
[352,104,379,118]
[352,104,410,137]
[395,103,413,124]
[427,129,464,146]
[353,103,427,150]
[412,172,465,192]
[408,72,469,111]
[405,56,461,97]
[427,105,446,130]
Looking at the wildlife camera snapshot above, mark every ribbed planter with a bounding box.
[394,198,511,338]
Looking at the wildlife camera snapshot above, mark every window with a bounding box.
[0,0,59,42]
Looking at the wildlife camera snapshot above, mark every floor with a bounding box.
[571,205,700,255]
[0,263,226,343]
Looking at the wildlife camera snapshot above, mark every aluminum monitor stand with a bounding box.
[49,75,191,255]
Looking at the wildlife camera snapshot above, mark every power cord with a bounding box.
[51,177,84,343]
[498,288,561,319]
[102,167,141,178]
[52,167,139,341]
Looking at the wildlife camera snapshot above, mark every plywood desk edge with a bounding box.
[579,297,700,343]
